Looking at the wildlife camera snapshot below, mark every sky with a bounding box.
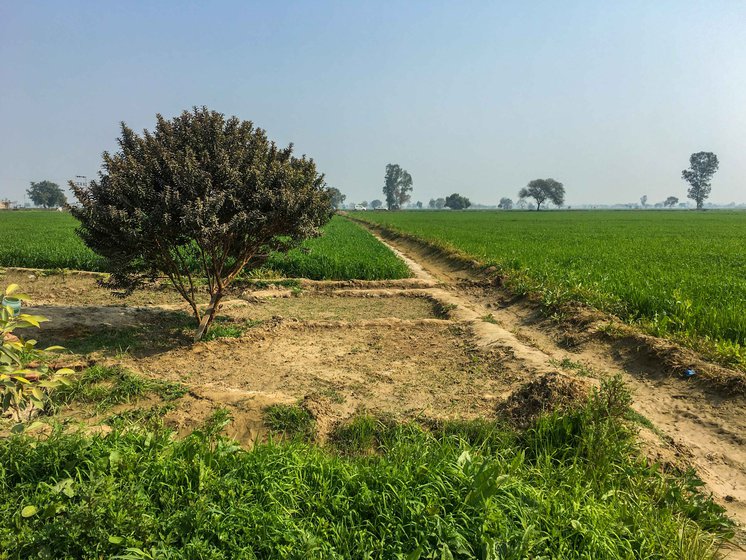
[1,0,745,206]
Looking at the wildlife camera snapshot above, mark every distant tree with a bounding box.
[27,180,66,208]
[678,202,688,209]
[328,187,346,209]
[682,152,719,210]
[71,107,331,341]
[434,198,446,209]
[498,197,513,210]
[664,196,679,208]
[515,198,528,210]
[444,193,471,210]
[359,201,369,208]
[371,199,383,209]
[640,195,648,208]
[383,164,413,210]
[653,202,663,208]
[518,178,565,211]
[415,200,423,209]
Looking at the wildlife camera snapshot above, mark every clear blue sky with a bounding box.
[1,0,744,206]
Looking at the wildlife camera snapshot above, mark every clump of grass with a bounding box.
[51,365,186,414]
[263,403,315,441]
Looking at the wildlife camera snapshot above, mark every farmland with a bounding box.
[352,210,746,365]
[0,212,409,280]
[1,210,745,558]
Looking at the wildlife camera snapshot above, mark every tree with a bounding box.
[498,197,513,210]
[71,107,332,341]
[515,198,528,210]
[444,193,471,210]
[27,181,66,208]
[371,199,383,209]
[640,195,648,208]
[383,164,413,210]
[415,201,423,209]
[328,187,346,209]
[517,178,565,211]
[433,198,446,209]
[664,196,679,208]
[682,152,719,210]
[360,201,368,208]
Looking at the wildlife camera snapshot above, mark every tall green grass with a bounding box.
[0,380,732,558]
[0,212,409,280]
[354,210,746,365]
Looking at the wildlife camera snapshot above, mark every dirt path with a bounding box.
[367,226,746,553]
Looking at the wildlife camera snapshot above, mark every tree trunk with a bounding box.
[536,201,541,211]
[194,290,223,342]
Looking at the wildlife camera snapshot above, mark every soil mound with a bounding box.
[497,372,588,428]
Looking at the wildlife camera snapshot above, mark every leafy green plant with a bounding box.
[0,383,733,559]
[0,284,73,424]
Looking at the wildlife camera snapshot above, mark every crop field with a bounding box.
[0,212,409,280]
[353,210,746,365]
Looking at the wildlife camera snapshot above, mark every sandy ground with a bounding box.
[3,232,746,556]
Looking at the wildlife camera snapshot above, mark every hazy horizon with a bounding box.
[2,1,744,207]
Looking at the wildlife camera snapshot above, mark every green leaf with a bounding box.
[108,536,124,545]
[5,284,21,296]
[109,450,121,468]
[21,505,38,518]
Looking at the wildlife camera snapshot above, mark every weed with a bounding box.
[0,387,733,558]
[263,403,315,441]
[51,365,186,414]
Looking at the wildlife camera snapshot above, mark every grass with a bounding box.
[0,212,409,280]
[353,210,746,366]
[264,215,411,280]
[0,379,733,559]
[51,365,187,414]
[263,403,315,440]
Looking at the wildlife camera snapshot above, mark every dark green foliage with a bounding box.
[71,107,332,339]
[444,193,471,210]
[383,163,413,210]
[0,382,731,558]
[328,187,346,209]
[682,152,719,209]
[27,180,66,208]
[518,178,565,210]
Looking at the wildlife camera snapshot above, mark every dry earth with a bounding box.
[3,229,746,556]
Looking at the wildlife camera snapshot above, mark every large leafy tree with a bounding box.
[664,196,679,208]
[682,152,718,210]
[27,181,66,208]
[444,193,471,210]
[328,187,346,209]
[518,178,565,211]
[498,197,513,210]
[383,164,413,210]
[71,107,332,340]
